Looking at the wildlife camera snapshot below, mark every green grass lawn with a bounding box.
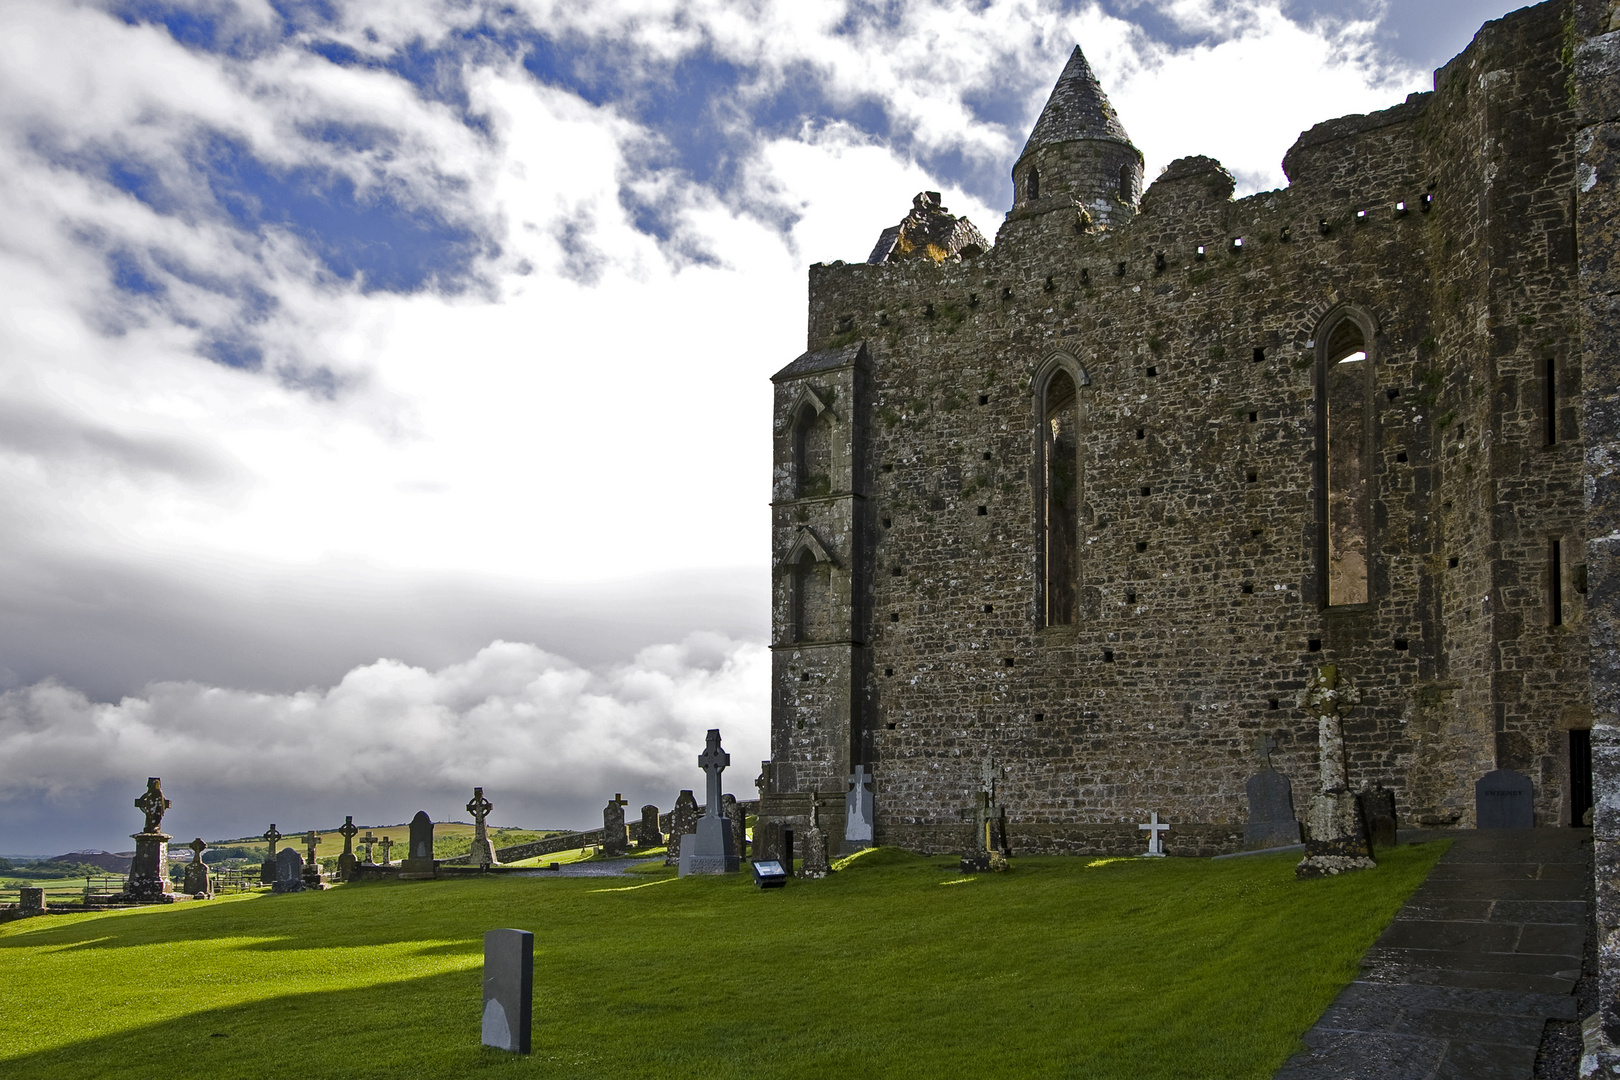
[0,843,1445,1080]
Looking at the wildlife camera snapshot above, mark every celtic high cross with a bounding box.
[135,778,170,834]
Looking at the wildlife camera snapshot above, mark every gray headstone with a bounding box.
[1476,769,1534,828]
[400,810,436,877]
[845,765,875,849]
[272,847,306,893]
[754,819,787,870]
[665,790,699,867]
[481,928,533,1054]
[637,804,662,849]
[1243,769,1301,849]
[18,887,45,915]
[1357,785,1398,847]
[602,794,629,856]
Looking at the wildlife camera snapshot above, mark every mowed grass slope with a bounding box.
[0,843,1446,1080]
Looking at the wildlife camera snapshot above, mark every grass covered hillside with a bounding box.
[0,843,1446,1080]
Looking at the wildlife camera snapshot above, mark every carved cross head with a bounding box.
[466,787,494,820]
[187,837,208,863]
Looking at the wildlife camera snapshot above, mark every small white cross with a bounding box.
[1138,812,1169,857]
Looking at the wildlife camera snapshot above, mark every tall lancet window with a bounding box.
[1322,315,1370,605]
[793,400,831,498]
[1043,369,1080,625]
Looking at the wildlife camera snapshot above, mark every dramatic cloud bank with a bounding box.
[0,633,768,852]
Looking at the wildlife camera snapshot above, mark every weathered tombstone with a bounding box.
[18,887,45,916]
[959,758,1009,872]
[259,823,283,884]
[378,835,394,866]
[637,804,663,849]
[466,788,499,868]
[602,793,629,856]
[337,817,360,880]
[272,847,306,893]
[360,831,378,865]
[400,811,436,879]
[1295,666,1377,878]
[1476,769,1534,828]
[1357,785,1398,847]
[1139,811,1169,856]
[182,837,212,898]
[799,795,832,879]
[123,777,175,903]
[1243,737,1302,850]
[677,729,740,876]
[481,929,533,1054]
[722,793,746,858]
[302,830,327,890]
[665,790,699,867]
[754,818,788,872]
[845,764,875,852]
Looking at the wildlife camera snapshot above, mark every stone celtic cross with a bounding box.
[467,787,494,846]
[135,777,171,834]
[304,830,320,863]
[698,729,730,820]
[263,823,282,852]
[1296,664,1362,792]
[338,816,358,856]
[187,837,208,864]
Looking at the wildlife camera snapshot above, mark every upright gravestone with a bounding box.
[123,777,176,903]
[722,793,747,859]
[378,836,395,866]
[182,837,212,897]
[481,928,533,1054]
[753,819,789,873]
[1358,785,1398,847]
[19,887,45,916]
[602,793,629,856]
[845,765,875,852]
[1243,738,1301,850]
[272,847,305,893]
[302,830,327,890]
[337,817,360,880]
[259,823,283,884]
[466,788,499,868]
[799,795,832,879]
[401,811,436,879]
[1476,769,1534,828]
[665,791,699,867]
[360,831,378,865]
[677,729,740,876]
[637,804,663,849]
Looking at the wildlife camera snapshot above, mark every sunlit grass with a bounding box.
[0,842,1445,1079]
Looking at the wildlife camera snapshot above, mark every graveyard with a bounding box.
[0,839,1445,1079]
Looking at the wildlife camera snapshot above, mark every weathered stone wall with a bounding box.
[767,0,1592,856]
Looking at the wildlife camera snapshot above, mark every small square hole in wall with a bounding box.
[891,566,903,576]
[1253,347,1266,363]
[1246,470,1258,483]
[1251,529,1263,538]
[1116,261,1127,276]
[1136,541,1148,552]
[978,394,990,405]
[977,506,988,516]
[890,612,900,622]
[982,604,994,613]
[797,720,805,729]
[1034,713,1045,723]
[1308,639,1322,652]
[1241,583,1254,594]
[1269,698,1280,710]
[1387,387,1400,400]
[884,667,894,676]
[882,517,892,528]
[886,722,896,729]
[1147,366,1158,377]
[1448,556,1460,568]
[983,451,992,460]
[1248,411,1258,422]
[1126,590,1136,603]
[800,672,809,681]
[1140,486,1151,496]
[883,463,893,473]
[1394,638,1409,651]
[1102,649,1115,663]
[1003,657,1016,667]
[1396,451,1408,463]
[1136,428,1146,440]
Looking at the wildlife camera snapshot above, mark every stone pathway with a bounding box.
[1274,829,1590,1080]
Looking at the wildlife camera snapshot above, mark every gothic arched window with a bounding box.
[1321,313,1371,605]
[1043,368,1080,625]
[793,401,831,499]
[1118,163,1131,203]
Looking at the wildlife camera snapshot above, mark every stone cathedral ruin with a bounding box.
[759,0,1614,864]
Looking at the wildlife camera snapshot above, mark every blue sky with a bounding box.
[0,0,1531,851]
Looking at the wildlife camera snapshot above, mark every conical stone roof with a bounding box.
[1017,46,1134,163]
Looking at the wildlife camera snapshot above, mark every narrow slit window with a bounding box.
[1026,167,1040,202]
[1550,537,1564,627]
[1118,163,1131,203]
[1323,317,1370,605]
[1544,357,1558,446]
[1043,370,1080,626]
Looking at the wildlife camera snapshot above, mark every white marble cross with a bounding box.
[1138,812,1169,857]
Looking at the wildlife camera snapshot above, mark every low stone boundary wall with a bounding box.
[438,800,760,866]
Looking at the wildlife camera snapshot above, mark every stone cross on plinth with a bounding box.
[302,830,326,889]
[135,778,171,834]
[1295,664,1376,878]
[337,817,360,880]
[183,837,211,897]
[187,837,207,863]
[303,830,320,863]
[467,787,499,868]
[360,832,377,864]
[1139,812,1169,856]
[603,793,630,856]
[260,824,283,884]
[677,729,739,876]
[378,836,394,866]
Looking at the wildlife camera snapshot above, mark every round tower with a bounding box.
[1012,47,1143,227]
